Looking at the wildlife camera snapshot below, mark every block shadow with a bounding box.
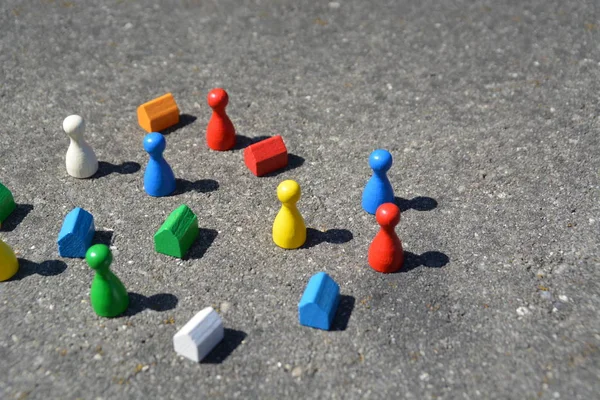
[201,328,247,364]
[172,179,219,196]
[11,259,67,280]
[185,228,218,260]
[261,154,305,177]
[93,161,141,179]
[0,204,33,232]
[161,114,197,135]
[331,295,355,331]
[394,196,437,212]
[93,230,114,246]
[302,228,353,249]
[124,292,179,316]
[234,134,271,150]
[401,251,449,273]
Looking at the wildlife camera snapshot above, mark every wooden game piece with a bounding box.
[143,132,176,197]
[137,93,180,133]
[368,203,404,273]
[63,115,99,179]
[0,182,16,228]
[173,307,224,362]
[0,239,19,282]
[154,204,199,258]
[362,149,394,214]
[57,207,95,258]
[243,135,288,176]
[272,180,306,249]
[298,272,340,330]
[206,88,236,151]
[86,244,129,317]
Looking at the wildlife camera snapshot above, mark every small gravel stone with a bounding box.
[516,307,530,316]
[558,295,569,302]
[291,367,303,378]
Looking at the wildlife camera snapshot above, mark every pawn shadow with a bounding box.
[185,228,218,260]
[172,179,219,196]
[395,196,437,212]
[201,328,247,364]
[262,154,305,177]
[0,204,33,232]
[93,161,141,179]
[161,114,198,135]
[124,292,179,316]
[11,259,67,281]
[94,230,114,246]
[234,134,271,150]
[331,295,355,331]
[302,228,353,249]
[401,251,449,272]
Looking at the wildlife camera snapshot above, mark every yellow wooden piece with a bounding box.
[272,180,306,249]
[0,239,18,281]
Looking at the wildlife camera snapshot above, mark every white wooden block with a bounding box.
[173,307,224,362]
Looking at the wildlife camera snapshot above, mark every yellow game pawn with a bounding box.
[272,180,306,249]
[0,238,18,281]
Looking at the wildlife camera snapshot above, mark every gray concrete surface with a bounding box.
[1,0,599,399]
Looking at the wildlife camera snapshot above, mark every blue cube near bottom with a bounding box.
[57,207,95,258]
[298,272,341,330]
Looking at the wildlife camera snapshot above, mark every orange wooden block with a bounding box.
[244,135,288,176]
[137,93,180,132]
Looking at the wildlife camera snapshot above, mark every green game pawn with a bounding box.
[86,244,129,317]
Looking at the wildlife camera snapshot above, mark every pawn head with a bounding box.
[86,244,112,271]
[369,149,393,172]
[277,180,301,204]
[63,115,85,139]
[375,202,400,228]
[207,88,229,109]
[143,132,166,154]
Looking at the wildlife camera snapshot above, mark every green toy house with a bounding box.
[154,204,199,258]
[0,182,16,227]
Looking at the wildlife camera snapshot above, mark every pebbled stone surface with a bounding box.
[0,1,599,399]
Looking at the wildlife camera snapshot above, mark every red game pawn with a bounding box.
[368,203,404,273]
[206,88,236,151]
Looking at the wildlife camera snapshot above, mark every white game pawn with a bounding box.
[173,307,224,362]
[63,115,98,179]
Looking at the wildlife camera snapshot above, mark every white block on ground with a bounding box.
[173,307,224,362]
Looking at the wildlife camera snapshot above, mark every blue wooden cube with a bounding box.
[298,272,340,330]
[57,207,95,258]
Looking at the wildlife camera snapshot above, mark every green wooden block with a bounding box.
[0,182,16,225]
[154,204,199,258]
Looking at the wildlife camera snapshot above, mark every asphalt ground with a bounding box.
[0,1,599,399]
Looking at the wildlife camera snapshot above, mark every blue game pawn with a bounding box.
[143,132,176,197]
[361,149,394,214]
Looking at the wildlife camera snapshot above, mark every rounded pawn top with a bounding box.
[277,179,301,204]
[143,132,166,154]
[86,244,113,271]
[207,88,229,109]
[63,114,85,139]
[369,149,393,172]
[375,202,400,228]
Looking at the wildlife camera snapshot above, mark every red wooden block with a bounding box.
[244,135,288,176]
